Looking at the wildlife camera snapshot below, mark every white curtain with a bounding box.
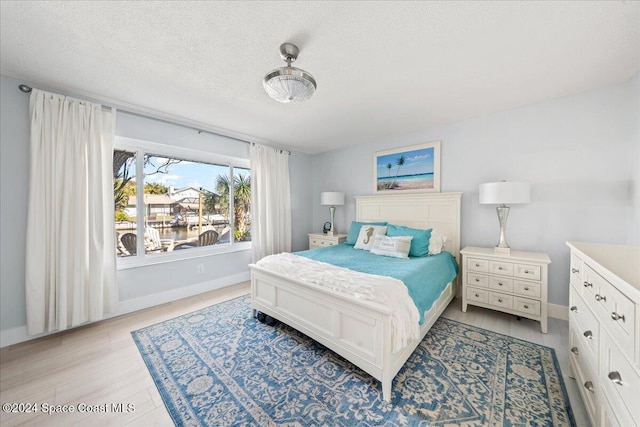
[250,144,292,261]
[26,89,118,335]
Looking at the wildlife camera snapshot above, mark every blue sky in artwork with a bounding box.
[376,147,434,177]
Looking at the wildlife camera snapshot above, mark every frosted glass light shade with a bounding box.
[321,192,345,206]
[479,182,530,205]
[263,67,317,103]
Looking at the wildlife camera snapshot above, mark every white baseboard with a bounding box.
[0,272,250,348]
[548,302,568,321]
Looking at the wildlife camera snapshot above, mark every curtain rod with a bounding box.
[18,84,291,155]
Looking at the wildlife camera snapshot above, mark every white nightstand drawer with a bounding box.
[490,261,513,276]
[467,258,489,273]
[467,287,489,304]
[514,263,541,281]
[514,280,541,298]
[515,297,540,316]
[467,273,488,288]
[311,238,334,247]
[488,276,514,293]
[489,292,513,309]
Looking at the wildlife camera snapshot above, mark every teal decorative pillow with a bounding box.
[386,224,432,257]
[346,221,387,245]
[370,235,413,259]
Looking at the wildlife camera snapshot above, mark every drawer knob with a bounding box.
[611,312,626,322]
[571,268,579,273]
[524,269,529,274]
[498,298,503,303]
[524,287,530,291]
[583,281,593,288]
[498,282,503,286]
[570,306,578,312]
[583,330,593,340]
[595,294,606,302]
[475,293,480,298]
[475,278,480,282]
[523,305,529,309]
[498,266,503,270]
[475,263,480,267]
[608,371,623,386]
[570,347,579,355]
[583,381,595,392]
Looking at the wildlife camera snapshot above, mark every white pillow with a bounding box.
[354,225,387,250]
[370,235,413,259]
[428,230,448,255]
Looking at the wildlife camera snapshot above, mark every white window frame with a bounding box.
[114,136,251,269]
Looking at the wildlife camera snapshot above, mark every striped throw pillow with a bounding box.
[370,235,413,259]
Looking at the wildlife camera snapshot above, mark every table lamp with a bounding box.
[320,192,345,236]
[479,181,530,254]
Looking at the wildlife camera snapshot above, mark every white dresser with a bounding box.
[308,233,347,249]
[461,246,551,333]
[567,241,640,427]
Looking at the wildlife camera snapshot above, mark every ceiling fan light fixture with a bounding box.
[264,43,316,103]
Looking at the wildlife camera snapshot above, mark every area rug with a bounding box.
[132,295,575,426]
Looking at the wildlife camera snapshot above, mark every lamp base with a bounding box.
[494,246,511,255]
[326,230,334,236]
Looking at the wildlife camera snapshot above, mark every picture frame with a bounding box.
[373,141,441,193]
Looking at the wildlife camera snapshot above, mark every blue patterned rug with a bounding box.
[132,295,575,426]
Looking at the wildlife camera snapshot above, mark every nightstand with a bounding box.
[461,246,551,333]
[308,233,347,249]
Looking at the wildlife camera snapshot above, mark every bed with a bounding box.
[249,192,462,402]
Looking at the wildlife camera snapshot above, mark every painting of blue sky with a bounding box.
[376,146,436,191]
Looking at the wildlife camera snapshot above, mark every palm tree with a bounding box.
[215,173,251,240]
[391,154,406,188]
[233,173,251,240]
[385,163,393,189]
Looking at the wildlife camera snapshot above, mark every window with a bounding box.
[114,137,251,266]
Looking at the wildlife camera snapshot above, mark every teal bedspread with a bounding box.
[296,244,459,324]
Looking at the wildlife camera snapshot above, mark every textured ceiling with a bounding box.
[1,1,638,154]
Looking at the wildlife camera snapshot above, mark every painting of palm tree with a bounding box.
[374,141,441,193]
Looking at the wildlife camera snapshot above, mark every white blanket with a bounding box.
[255,252,420,352]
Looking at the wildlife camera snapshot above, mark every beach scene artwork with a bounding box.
[374,141,441,193]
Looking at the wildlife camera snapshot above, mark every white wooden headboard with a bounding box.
[355,192,462,264]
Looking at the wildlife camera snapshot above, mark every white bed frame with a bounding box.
[249,192,462,402]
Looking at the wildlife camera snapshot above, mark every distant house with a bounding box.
[126,194,178,220]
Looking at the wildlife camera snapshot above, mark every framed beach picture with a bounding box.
[373,141,441,193]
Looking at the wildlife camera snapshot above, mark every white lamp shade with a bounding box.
[321,191,345,206]
[479,182,530,205]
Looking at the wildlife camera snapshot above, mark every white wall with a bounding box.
[0,75,313,346]
[312,75,639,307]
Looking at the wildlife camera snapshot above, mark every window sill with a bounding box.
[117,242,252,270]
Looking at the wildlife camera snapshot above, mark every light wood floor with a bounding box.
[1,282,589,426]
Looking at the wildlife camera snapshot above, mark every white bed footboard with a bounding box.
[250,265,455,401]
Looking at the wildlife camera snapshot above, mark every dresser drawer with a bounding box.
[514,297,540,316]
[467,258,489,273]
[467,273,488,288]
[488,276,513,293]
[467,287,489,304]
[570,252,583,290]
[600,334,640,425]
[489,260,513,276]
[489,292,513,309]
[514,280,541,298]
[570,327,599,425]
[514,263,541,281]
[596,274,636,358]
[570,287,600,362]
